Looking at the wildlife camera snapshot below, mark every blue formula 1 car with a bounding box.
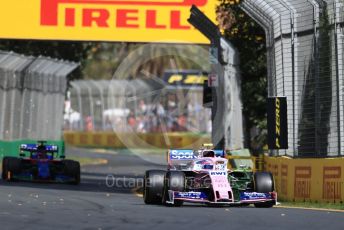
[1,141,80,184]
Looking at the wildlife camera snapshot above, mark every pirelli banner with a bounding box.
[267,97,288,149]
[0,0,217,43]
[264,156,344,203]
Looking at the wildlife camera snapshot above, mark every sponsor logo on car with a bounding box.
[214,164,226,171]
[170,150,196,160]
[175,191,206,199]
[210,171,227,176]
[240,192,271,200]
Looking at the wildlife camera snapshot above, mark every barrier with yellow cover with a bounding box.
[63,131,211,149]
[264,156,344,203]
[225,153,344,203]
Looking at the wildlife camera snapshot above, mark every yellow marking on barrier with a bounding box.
[77,158,108,166]
[92,149,118,155]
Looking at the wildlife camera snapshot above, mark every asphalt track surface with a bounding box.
[0,148,343,230]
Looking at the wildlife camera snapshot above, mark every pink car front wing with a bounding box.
[166,171,277,205]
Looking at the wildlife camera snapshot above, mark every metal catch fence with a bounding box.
[241,0,344,157]
[0,51,78,140]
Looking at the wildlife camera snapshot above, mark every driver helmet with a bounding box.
[37,145,47,159]
[203,150,215,158]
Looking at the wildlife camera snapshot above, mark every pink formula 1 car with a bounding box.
[143,146,277,207]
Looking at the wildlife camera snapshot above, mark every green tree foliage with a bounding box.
[82,42,139,79]
[216,1,267,152]
[83,43,210,79]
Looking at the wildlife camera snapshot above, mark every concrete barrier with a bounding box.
[264,156,344,203]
